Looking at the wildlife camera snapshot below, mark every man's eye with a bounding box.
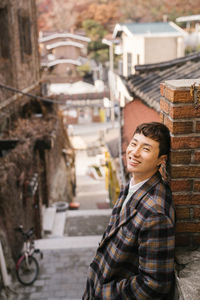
[144,147,150,151]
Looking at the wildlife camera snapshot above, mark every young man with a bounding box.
[83,122,175,300]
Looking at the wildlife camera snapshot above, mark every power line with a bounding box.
[0,82,63,104]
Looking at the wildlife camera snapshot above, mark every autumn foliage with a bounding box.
[37,0,200,32]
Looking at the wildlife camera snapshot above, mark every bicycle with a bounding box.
[15,225,43,286]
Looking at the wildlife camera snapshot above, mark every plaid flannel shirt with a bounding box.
[83,171,175,300]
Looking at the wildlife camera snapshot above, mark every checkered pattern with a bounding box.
[82,172,175,300]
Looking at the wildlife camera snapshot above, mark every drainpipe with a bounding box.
[118,106,126,187]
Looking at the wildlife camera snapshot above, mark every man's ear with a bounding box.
[157,154,167,167]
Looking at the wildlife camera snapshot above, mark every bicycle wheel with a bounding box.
[16,255,39,285]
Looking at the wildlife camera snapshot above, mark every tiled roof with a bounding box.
[125,52,200,112]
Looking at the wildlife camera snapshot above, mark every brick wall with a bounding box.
[160,79,200,246]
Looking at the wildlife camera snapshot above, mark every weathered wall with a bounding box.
[0,105,75,261]
[46,113,75,205]
[0,0,75,295]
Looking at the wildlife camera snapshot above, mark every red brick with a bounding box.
[171,165,200,178]
[160,112,164,123]
[191,194,200,203]
[160,98,169,114]
[164,88,193,103]
[165,118,193,134]
[173,194,190,205]
[193,207,200,219]
[171,136,200,149]
[194,180,200,192]
[170,150,191,164]
[176,207,190,219]
[176,221,200,233]
[173,193,200,205]
[170,179,192,192]
[196,121,200,132]
[169,104,200,119]
[160,83,165,96]
[193,151,200,163]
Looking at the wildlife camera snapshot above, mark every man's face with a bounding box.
[126,133,165,183]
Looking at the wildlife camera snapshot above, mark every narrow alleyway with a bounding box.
[13,121,118,300]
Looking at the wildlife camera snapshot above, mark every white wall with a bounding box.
[144,36,184,63]
[121,33,185,76]
[122,33,144,76]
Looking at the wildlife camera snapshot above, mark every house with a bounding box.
[115,51,200,182]
[0,0,75,293]
[50,80,109,124]
[113,21,186,76]
[39,32,90,57]
[39,31,91,82]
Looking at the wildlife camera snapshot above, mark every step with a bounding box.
[67,209,112,217]
[42,206,57,234]
[35,235,102,250]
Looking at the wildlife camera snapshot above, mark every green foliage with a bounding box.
[76,63,91,77]
[89,48,109,63]
[185,45,200,55]
[82,19,107,41]
[82,19,109,63]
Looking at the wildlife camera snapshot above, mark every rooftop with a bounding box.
[125,52,200,112]
[113,21,186,38]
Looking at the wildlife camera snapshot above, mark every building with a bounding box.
[39,31,91,82]
[0,0,75,292]
[113,21,186,76]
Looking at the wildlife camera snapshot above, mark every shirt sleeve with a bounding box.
[95,214,175,300]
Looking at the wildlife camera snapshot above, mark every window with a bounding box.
[0,7,10,59]
[127,52,132,76]
[18,10,32,61]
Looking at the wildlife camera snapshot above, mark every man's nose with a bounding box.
[133,146,140,156]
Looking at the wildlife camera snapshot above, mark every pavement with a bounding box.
[11,122,115,300]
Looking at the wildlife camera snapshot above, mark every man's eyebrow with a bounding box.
[143,143,152,148]
[132,138,153,148]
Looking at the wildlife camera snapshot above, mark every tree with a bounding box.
[82,19,109,63]
[75,0,120,31]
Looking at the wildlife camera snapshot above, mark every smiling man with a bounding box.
[83,122,175,300]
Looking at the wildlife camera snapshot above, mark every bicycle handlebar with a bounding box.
[15,225,34,240]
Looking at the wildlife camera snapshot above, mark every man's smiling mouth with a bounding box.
[128,158,141,165]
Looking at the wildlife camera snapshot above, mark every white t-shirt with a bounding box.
[122,178,149,209]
